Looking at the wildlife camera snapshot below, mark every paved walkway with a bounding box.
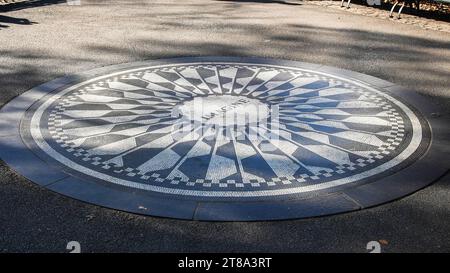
[0,0,449,252]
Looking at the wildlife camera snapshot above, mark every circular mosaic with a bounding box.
[24,61,421,197]
[2,57,442,220]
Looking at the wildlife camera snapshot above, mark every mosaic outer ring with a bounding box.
[25,62,417,197]
[0,57,448,221]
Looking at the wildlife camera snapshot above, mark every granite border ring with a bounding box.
[0,56,448,221]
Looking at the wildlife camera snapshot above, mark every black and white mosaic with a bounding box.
[23,61,423,198]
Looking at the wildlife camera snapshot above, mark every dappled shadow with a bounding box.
[0,1,448,109]
[0,0,66,13]
[0,14,36,28]
[81,20,450,110]
[0,1,450,252]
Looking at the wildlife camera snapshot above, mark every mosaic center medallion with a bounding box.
[179,95,270,126]
[21,61,425,199]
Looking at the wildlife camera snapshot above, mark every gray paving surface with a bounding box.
[0,0,449,252]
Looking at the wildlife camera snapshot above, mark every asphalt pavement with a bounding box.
[0,0,449,252]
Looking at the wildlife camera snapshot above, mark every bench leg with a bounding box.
[341,0,351,8]
[397,2,405,18]
[390,1,399,17]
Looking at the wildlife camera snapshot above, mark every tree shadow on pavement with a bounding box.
[1,2,450,252]
[80,20,450,110]
[0,0,66,13]
[0,14,36,28]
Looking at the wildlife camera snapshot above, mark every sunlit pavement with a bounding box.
[0,0,449,252]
